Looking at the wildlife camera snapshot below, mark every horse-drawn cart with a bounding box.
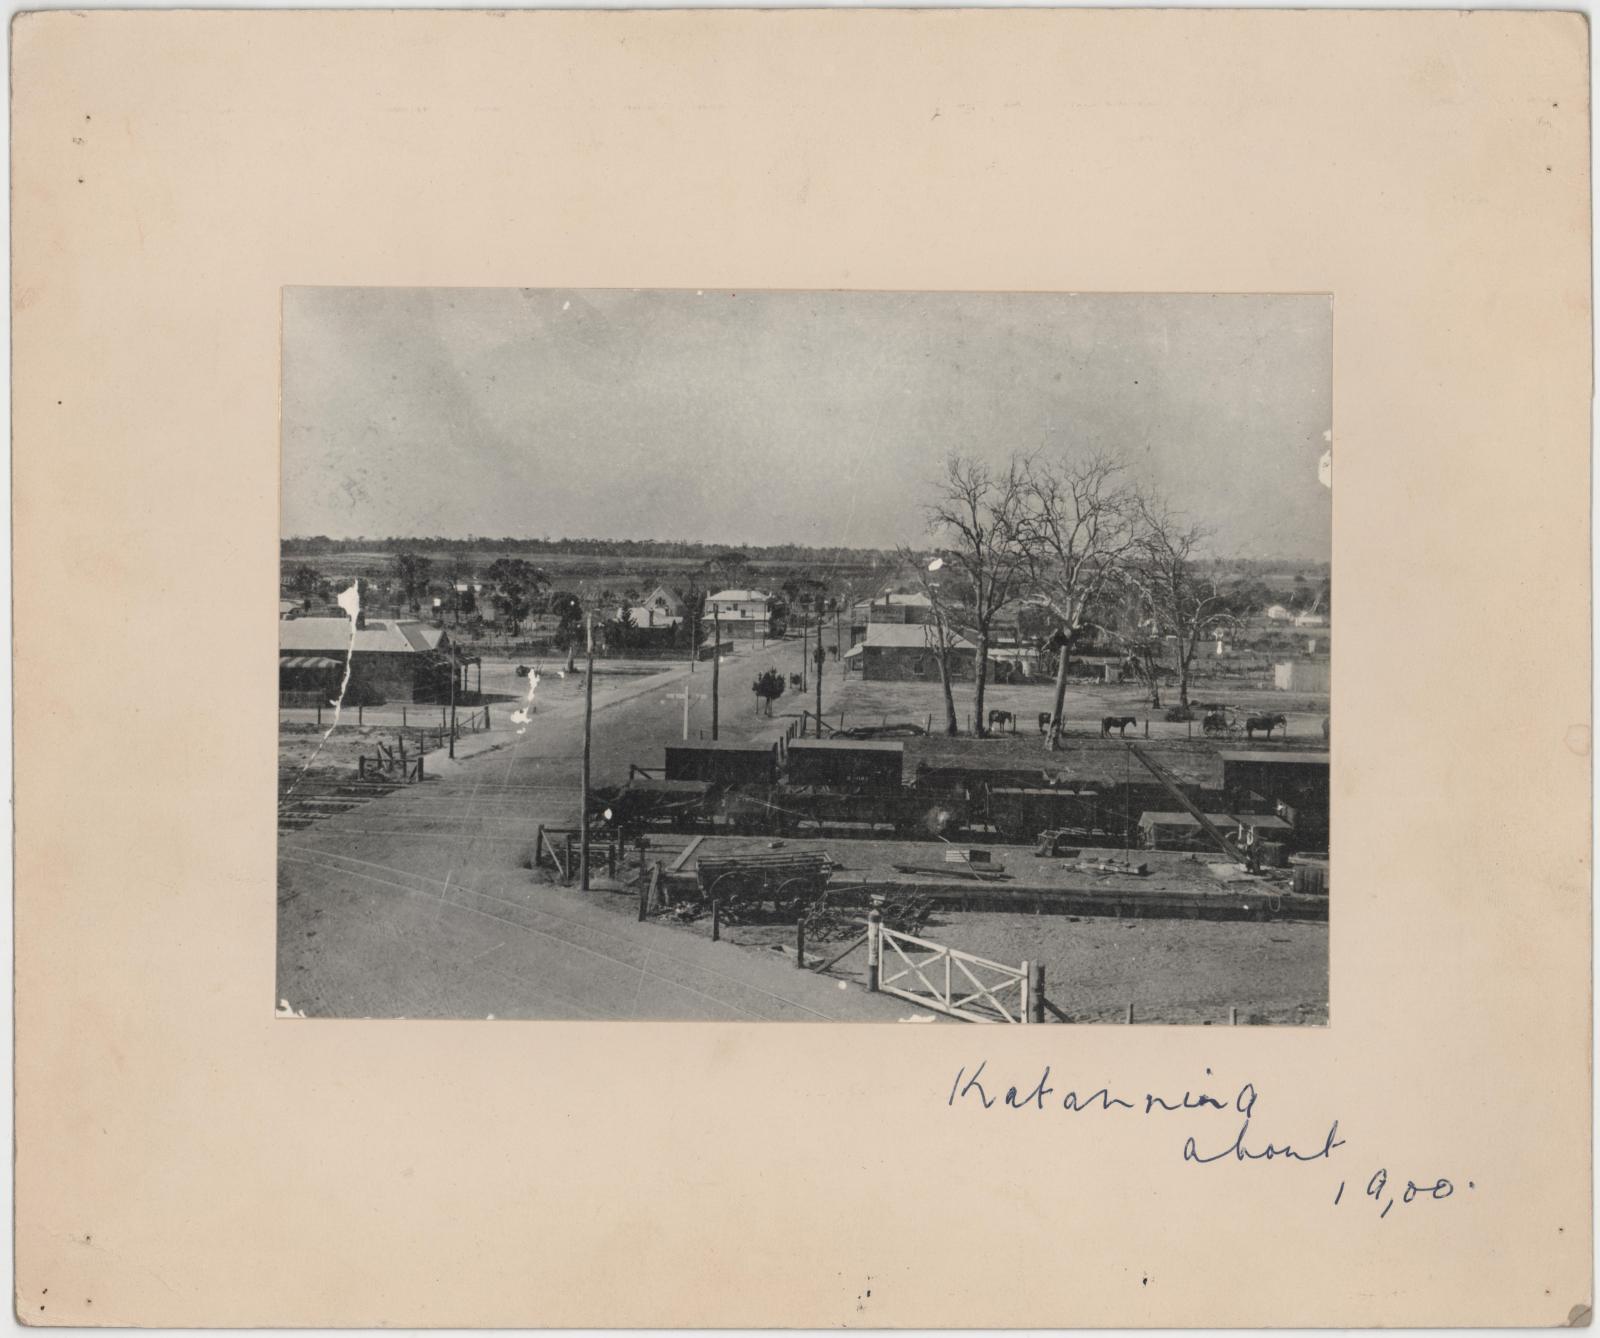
[695,851,833,923]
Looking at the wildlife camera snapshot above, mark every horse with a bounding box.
[987,709,1016,735]
[1101,715,1138,737]
[1037,712,1054,735]
[1202,710,1230,736]
[1246,713,1288,740]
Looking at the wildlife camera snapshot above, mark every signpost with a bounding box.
[662,688,707,739]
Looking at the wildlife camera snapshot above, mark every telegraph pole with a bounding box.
[448,644,457,759]
[580,613,594,891]
[711,611,721,740]
[814,640,824,729]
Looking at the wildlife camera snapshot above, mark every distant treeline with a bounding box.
[281,535,896,565]
[278,535,1325,578]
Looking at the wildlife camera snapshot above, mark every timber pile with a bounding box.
[800,891,934,942]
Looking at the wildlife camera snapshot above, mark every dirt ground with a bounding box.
[595,889,1328,1026]
[747,631,1327,748]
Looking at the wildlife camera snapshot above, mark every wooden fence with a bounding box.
[869,918,1041,1024]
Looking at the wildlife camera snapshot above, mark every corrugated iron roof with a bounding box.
[279,617,446,655]
[860,624,976,651]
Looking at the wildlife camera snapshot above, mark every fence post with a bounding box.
[1126,1001,1134,1024]
[565,833,574,884]
[358,704,363,727]
[796,917,806,969]
[1144,719,1149,738]
[485,706,491,730]
[1229,1005,1239,1026]
[866,910,881,991]
[316,701,322,728]
[402,706,407,728]
[1030,963,1046,1024]
[712,900,721,942]
[534,824,544,871]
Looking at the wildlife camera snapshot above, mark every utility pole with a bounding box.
[448,644,457,759]
[814,640,824,730]
[800,619,808,695]
[580,613,594,891]
[711,611,721,740]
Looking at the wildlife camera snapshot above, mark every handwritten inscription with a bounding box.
[947,1062,1468,1214]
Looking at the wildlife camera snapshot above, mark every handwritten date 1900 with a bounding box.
[1333,1168,1472,1219]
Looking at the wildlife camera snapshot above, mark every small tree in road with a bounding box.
[752,668,786,716]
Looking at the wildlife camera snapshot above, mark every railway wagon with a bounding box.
[785,738,905,791]
[664,740,780,787]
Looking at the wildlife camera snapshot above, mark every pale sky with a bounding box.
[282,289,1332,560]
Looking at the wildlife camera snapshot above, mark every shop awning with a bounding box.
[279,656,343,670]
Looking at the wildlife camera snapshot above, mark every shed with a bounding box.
[785,738,904,791]
[1273,659,1331,693]
[848,623,978,681]
[1137,811,1241,851]
[279,616,456,704]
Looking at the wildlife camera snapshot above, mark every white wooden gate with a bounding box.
[872,921,1032,1023]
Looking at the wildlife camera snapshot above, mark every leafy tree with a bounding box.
[705,551,754,594]
[445,556,477,625]
[285,563,326,606]
[485,558,549,636]
[393,553,434,614]
[548,591,585,671]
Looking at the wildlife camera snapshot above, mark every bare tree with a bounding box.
[1128,499,1240,711]
[896,547,961,736]
[925,454,1030,736]
[1020,453,1141,750]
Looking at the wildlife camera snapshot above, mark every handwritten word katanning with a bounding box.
[947,1062,1345,1165]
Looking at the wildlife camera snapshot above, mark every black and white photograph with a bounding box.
[278,288,1332,1023]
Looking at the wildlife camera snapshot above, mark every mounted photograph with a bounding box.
[278,288,1331,1023]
